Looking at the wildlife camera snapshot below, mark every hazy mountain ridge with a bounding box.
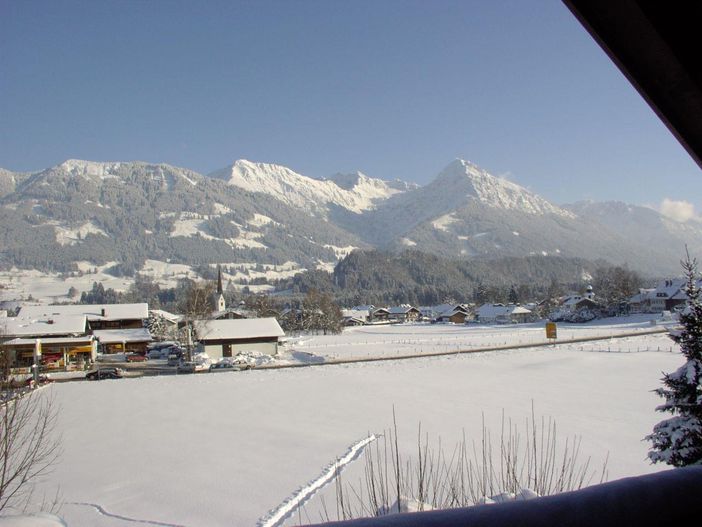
[0,158,699,277]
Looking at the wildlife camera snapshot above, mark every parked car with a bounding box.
[167,350,184,366]
[209,362,242,372]
[176,361,197,374]
[125,353,148,362]
[148,341,179,350]
[147,342,182,360]
[86,367,123,380]
[147,348,167,360]
[209,359,252,372]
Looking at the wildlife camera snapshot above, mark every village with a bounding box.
[0,267,690,382]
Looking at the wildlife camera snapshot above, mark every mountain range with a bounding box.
[0,158,699,279]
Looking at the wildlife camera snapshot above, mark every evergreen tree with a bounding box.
[647,252,702,466]
[508,285,519,304]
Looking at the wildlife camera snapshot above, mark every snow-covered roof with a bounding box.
[628,289,656,303]
[195,318,284,341]
[18,303,149,321]
[150,309,182,323]
[477,304,531,318]
[420,304,469,317]
[92,327,152,344]
[342,309,368,319]
[387,306,419,314]
[437,309,469,319]
[1,314,88,337]
[351,305,375,312]
[2,336,94,346]
[211,308,251,319]
[510,306,532,315]
[653,278,685,298]
[671,290,689,300]
[562,295,596,307]
[477,304,508,318]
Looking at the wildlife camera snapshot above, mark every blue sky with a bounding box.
[1,0,699,210]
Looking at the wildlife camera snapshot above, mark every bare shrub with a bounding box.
[333,406,608,520]
[0,389,62,513]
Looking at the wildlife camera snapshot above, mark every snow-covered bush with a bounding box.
[333,407,607,520]
[549,308,597,323]
[647,253,702,466]
[0,390,61,513]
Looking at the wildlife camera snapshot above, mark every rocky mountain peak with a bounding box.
[432,159,574,218]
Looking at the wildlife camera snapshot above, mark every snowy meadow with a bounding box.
[32,318,681,526]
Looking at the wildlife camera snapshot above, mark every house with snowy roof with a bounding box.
[193,317,285,360]
[387,305,421,323]
[1,314,95,370]
[647,278,689,312]
[627,288,656,313]
[420,304,471,322]
[370,307,391,322]
[341,309,369,326]
[476,304,533,324]
[436,309,471,324]
[11,303,152,358]
[557,286,598,313]
[92,327,152,354]
[17,303,149,330]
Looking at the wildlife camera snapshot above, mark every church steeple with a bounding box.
[212,265,226,312]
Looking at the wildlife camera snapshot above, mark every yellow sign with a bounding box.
[546,322,557,339]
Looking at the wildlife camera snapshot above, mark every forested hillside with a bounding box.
[276,250,610,306]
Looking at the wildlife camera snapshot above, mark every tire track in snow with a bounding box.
[68,502,186,527]
[257,435,379,527]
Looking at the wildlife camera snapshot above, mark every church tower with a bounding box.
[212,265,226,312]
[585,284,595,300]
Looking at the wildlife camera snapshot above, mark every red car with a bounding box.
[125,353,148,362]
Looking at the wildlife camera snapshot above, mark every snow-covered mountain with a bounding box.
[327,159,581,246]
[431,160,574,218]
[207,160,407,215]
[0,160,367,276]
[326,159,701,274]
[1,157,700,277]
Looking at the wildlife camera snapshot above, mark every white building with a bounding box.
[476,304,533,324]
[194,318,284,360]
[341,309,369,325]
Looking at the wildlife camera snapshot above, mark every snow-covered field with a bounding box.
[0,264,132,304]
[26,317,682,526]
[288,314,672,361]
[0,260,308,303]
